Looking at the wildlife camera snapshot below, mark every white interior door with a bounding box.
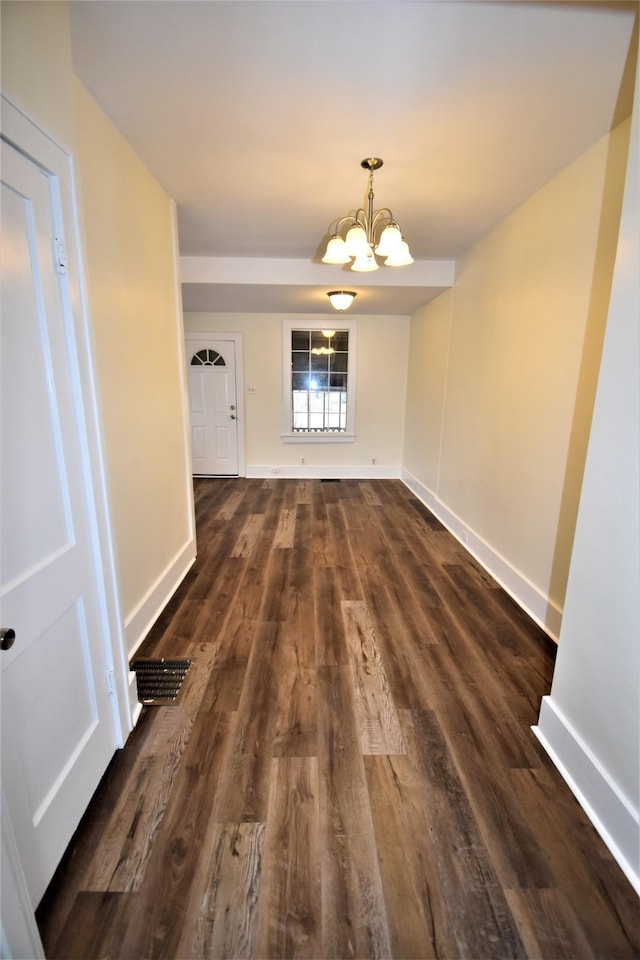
[1,139,117,907]
[186,337,239,475]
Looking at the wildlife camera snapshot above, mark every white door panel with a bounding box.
[188,373,205,415]
[215,425,230,460]
[1,140,116,906]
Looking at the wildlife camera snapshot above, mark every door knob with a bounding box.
[1,628,16,651]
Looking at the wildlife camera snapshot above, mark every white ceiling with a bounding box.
[69,1,637,316]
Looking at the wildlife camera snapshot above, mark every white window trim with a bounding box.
[281,317,357,442]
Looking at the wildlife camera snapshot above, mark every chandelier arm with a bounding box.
[371,208,396,230]
[353,209,368,232]
[332,213,361,234]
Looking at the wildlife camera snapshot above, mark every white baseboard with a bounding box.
[127,672,144,727]
[401,468,562,640]
[246,464,401,480]
[124,537,196,661]
[533,697,640,894]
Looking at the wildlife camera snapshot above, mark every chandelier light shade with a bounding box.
[384,239,414,266]
[322,235,351,264]
[321,158,413,270]
[327,291,357,311]
[351,249,379,273]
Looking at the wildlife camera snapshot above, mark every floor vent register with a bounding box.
[132,658,191,706]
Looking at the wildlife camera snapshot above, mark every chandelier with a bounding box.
[321,158,413,272]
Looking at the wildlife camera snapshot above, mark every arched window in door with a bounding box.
[191,349,226,366]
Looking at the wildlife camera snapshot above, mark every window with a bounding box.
[191,348,225,366]
[281,318,357,442]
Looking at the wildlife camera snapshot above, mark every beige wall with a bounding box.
[403,118,631,632]
[403,289,453,492]
[1,0,195,654]
[74,83,194,631]
[1,1,76,146]
[184,311,410,473]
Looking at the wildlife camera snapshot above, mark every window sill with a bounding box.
[281,433,356,444]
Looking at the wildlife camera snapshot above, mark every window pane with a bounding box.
[292,352,309,372]
[333,332,349,351]
[292,372,308,391]
[310,352,329,373]
[310,331,329,350]
[308,372,328,390]
[309,412,325,429]
[330,352,348,374]
[329,372,347,390]
[292,330,310,350]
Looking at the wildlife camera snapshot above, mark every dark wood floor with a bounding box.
[37,478,638,959]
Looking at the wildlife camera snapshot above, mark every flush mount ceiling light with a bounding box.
[321,158,413,272]
[327,291,357,311]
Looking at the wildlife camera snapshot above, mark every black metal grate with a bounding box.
[132,658,191,705]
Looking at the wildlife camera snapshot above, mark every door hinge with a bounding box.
[107,669,116,695]
[53,236,68,275]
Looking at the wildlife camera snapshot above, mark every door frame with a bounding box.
[185,331,246,477]
[1,96,131,950]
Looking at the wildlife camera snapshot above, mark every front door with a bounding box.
[186,336,239,475]
[1,139,117,906]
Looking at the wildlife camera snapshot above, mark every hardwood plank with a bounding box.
[272,597,317,757]
[117,709,237,958]
[258,545,292,621]
[368,500,446,604]
[215,486,246,520]
[253,758,321,958]
[272,663,317,758]
[507,766,640,957]
[273,505,296,548]
[364,754,456,959]
[358,481,383,507]
[341,600,406,755]
[35,719,155,948]
[177,822,265,960]
[45,891,133,960]
[212,620,283,822]
[347,572,436,711]
[311,485,337,566]
[240,525,279,621]
[505,888,596,960]
[231,513,265,557]
[185,526,248,602]
[290,502,314,595]
[348,524,443,646]
[317,666,392,959]
[401,709,528,959]
[295,479,313,504]
[322,500,345,567]
[313,565,349,666]
[83,664,217,892]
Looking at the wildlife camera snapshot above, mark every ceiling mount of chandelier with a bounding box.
[321,158,413,272]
